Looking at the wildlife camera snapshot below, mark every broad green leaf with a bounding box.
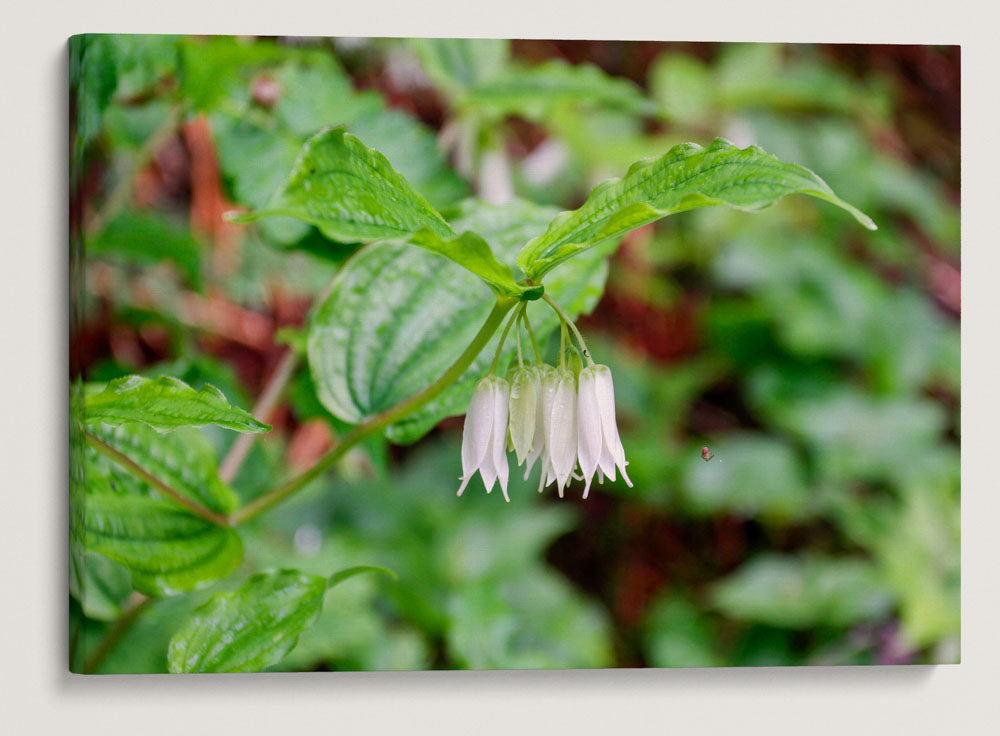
[517,138,876,279]
[87,209,204,287]
[83,491,242,597]
[178,36,288,112]
[213,113,311,245]
[69,551,134,622]
[110,34,180,98]
[168,570,328,673]
[710,554,894,629]
[643,593,723,668]
[86,422,240,514]
[350,108,468,210]
[70,34,119,157]
[230,128,514,290]
[409,229,521,295]
[410,38,510,98]
[84,375,269,433]
[680,434,809,520]
[747,377,947,486]
[167,565,391,674]
[307,199,611,444]
[464,59,653,121]
[231,127,453,243]
[649,54,714,125]
[447,569,612,669]
[272,57,383,138]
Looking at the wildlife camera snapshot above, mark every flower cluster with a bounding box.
[457,302,631,502]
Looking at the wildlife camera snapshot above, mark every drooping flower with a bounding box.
[507,366,538,467]
[457,375,510,501]
[516,365,553,490]
[577,364,632,497]
[546,367,579,497]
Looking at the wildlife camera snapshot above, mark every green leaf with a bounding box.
[87,209,204,288]
[230,127,512,290]
[213,113,311,245]
[231,127,453,243]
[86,422,240,514]
[349,109,468,210]
[307,199,611,444]
[83,491,242,597]
[465,59,652,121]
[178,36,287,112]
[679,434,809,520]
[648,53,714,125]
[272,57,383,137]
[69,552,134,622]
[84,375,270,433]
[710,554,894,629]
[166,566,395,674]
[409,229,522,296]
[447,569,612,669]
[643,593,723,668]
[70,34,120,156]
[410,38,510,98]
[327,565,397,588]
[517,138,877,279]
[168,570,326,673]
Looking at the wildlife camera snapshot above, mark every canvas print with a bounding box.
[69,35,960,673]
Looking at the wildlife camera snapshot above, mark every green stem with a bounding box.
[230,297,517,526]
[543,293,594,366]
[559,320,567,371]
[522,310,543,363]
[487,305,521,375]
[84,430,231,527]
[515,309,526,368]
[83,594,152,674]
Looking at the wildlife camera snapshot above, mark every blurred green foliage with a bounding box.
[70,35,959,672]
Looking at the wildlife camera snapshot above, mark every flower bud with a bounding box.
[508,367,537,466]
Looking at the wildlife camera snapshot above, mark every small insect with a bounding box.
[701,446,714,462]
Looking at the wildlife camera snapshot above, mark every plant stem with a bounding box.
[559,320,567,370]
[84,430,231,527]
[229,297,517,526]
[83,593,152,674]
[522,310,543,363]
[514,312,525,368]
[219,349,299,483]
[85,105,183,236]
[487,305,521,375]
[543,293,594,366]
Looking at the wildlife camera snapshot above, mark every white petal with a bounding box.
[508,368,536,466]
[597,438,617,482]
[594,365,632,487]
[523,366,552,476]
[548,371,577,495]
[460,378,496,478]
[458,378,496,495]
[491,377,510,501]
[576,367,602,496]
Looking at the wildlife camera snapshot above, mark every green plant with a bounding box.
[71,36,957,673]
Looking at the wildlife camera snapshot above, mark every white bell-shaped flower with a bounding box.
[519,365,553,480]
[546,367,579,497]
[508,366,538,467]
[457,375,511,502]
[577,364,632,498]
